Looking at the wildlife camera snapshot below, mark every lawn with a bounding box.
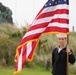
[0,67,75,75]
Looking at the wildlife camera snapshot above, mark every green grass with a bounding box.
[0,68,51,75]
[0,67,75,75]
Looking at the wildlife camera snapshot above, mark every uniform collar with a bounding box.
[57,46,66,53]
[58,45,66,49]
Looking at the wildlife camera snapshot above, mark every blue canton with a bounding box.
[44,0,69,8]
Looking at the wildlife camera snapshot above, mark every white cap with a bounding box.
[56,33,67,38]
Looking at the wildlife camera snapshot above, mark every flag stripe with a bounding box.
[27,41,38,60]
[44,27,69,33]
[22,45,26,67]
[28,23,48,31]
[22,28,46,39]
[48,22,69,28]
[20,34,40,45]
[37,9,68,19]
[28,18,69,31]
[17,47,23,70]
[26,42,32,58]
[32,14,69,26]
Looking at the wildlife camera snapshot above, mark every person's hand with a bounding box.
[66,48,70,53]
[66,45,71,54]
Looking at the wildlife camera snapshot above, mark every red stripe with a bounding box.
[16,62,18,71]
[28,18,68,31]
[18,47,22,56]
[44,27,69,33]
[28,41,37,59]
[28,22,48,31]
[37,9,69,19]
[51,18,69,24]
[20,33,41,45]
[22,45,26,68]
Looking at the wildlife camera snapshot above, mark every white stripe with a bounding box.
[32,14,69,26]
[41,4,69,14]
[26,42,32,58]
[18,47,23,70]
[23,28,46,39]
[48,22,69,28]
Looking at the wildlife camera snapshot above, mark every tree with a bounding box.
[0,2,13,24]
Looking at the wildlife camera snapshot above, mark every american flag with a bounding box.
[14,0,69,73]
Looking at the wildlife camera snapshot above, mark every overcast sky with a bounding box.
[0,0,76,31]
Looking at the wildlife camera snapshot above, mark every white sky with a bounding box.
[0,0,76,31]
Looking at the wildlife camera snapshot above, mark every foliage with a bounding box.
[0,37,17,66]
[0,23,27,66]
[0,2,13,24]
[69,62,76,74]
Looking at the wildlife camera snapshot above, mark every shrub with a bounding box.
[0,37,17,66]
[69,62,76,74]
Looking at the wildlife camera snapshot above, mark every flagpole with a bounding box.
[66,34,69,75]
